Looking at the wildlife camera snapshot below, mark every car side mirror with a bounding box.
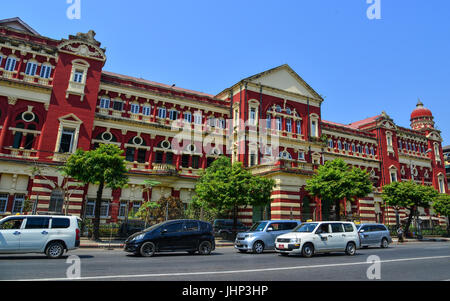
[359,229,365,233]
[161,229,168,234]
[267,227,274,232]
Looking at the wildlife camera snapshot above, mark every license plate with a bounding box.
[279,244,285,249]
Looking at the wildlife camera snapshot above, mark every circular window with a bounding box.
[187,144,196,152]
[133,136,143,145]
[102,132,113,141]
[161,140,171,149]
[213,148,221,155]
[22,112,35,122]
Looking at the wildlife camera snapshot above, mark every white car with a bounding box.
[0,215,81,259]
[275,221,361,257]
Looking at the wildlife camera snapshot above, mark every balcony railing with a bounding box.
[66,81,86,101]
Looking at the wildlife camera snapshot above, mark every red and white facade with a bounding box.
[0,18,447,226]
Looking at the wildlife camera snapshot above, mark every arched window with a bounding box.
[25,60,38,76]
[12,123,25,149]
[4,56,17,72]
[40,63,52,79]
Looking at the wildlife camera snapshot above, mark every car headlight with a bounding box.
[132,234,145,241]
[245,234,253,238]
[291,238,301,243]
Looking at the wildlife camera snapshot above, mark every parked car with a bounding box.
[119,219,146,238]
[0,215,81,259]
[357,223,392,248]
[213,219,248,240]
[234,220,301,254]
[275,221,360,257]
[124,219,215,257]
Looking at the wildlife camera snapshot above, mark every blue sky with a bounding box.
[3,0,450,145]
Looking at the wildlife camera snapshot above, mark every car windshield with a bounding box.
[293,223,318,233]
[249,221,268,232]
[143,222,165,233]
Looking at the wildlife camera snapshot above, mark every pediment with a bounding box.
[0,17,40,36]
[245,65,322,100]
[58,113,83,124]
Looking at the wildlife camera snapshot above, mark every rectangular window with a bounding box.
[390,172,397,182]
[51,218,70,229]
[59,129,75,153]
[249,153,256,166]
[40,65,52,78]
[85,200,95,217]
[25,217,50,229]
[169,110,179,121]
[155,151,164,163]
[142,106,151,116]
[192,155,200,169]
[126,148,135,162]
[113,101,124,111]
[130,104,140,114]
[132,201,141,215]
[184,112,192,123]
[166,152,174,165]
[286,119,292,132]
[266,115,271,129]
[12,194,25,214]
[73,70,84,83]
[118,201,127,217]
[276,117,282,131]
[25,62,38,76]
[311,120,317,137]
[99,98,110,109]
[296,121,302,134]
[439,178,445,193]
[0,193,8,213]
[352,144,356,153]
[208,117,216,127]
[137,149,146,163]
[100,201,110,218]
[249,108,256,125]
[5,57,17,71]
[181,154,190,168]
[298,152,305,160]
[194,114,202,125]
[158,108,166,119]
[0,55,3,67]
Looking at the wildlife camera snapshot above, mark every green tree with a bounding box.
[433,194,450,236]
[305,158,373,221]
[382,181,439,237]
[194,156,275,228]
[150,196,184,223]
[61,144,129,240]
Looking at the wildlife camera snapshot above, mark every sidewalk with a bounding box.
[79,237,235,249]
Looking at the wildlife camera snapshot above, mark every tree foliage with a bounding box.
[305,159,373,220]
[149,196,185,223]
[382,180,439,236]
[61,144,129,240]
[433,194,450,236]
[194,156,275,225]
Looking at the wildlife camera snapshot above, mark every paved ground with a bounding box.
[0,242,449,281]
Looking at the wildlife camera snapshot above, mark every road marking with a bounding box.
[5,255,450,281]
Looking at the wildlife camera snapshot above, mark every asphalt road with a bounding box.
[0,242,449,281]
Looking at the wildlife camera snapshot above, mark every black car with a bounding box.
[124,219,215,257]
[213,219,248,240]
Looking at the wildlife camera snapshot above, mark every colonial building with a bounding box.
[0,18,447,226]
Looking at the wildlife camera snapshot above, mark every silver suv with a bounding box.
[234,220,301,254]
[357,223,392,248]
[0,215,81,258]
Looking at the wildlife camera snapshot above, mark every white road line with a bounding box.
[5,255,450,281]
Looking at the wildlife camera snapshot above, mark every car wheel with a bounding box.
[140,241,156,257]
[301,243,314,258]
[45,241,65,259]
[381,238,389,248]
[345,242,356,256]
[198,241,213,255]
[252,241,265,254]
